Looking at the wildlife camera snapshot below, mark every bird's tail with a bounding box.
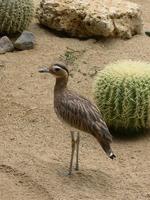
[100,140,116,159]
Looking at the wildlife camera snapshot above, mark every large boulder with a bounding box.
[36,0,143,39]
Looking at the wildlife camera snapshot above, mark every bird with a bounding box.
[39,63,116,175]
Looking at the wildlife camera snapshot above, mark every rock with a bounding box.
[36,0,143,39]
[14,31,35,50]
[0,36,14,54]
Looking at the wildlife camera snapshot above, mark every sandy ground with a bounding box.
[0,0,150,199]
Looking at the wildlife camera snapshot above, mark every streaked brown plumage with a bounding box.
[39,63,116,175]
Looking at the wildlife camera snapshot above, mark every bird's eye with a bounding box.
[54,67,60,72]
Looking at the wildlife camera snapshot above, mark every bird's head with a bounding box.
[39,63,69,79]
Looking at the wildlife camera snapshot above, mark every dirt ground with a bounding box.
[0,0,150,199]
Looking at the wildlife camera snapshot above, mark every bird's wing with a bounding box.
[58,92,112,142]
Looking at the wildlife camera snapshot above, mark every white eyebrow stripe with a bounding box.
[53,65,61,68]
[53,64,69,74]
[53,66,61,70]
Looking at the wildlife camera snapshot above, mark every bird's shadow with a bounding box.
[57,166,114,192]
[23,152,114,192]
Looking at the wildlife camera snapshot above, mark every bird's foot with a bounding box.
[58,170,73,177]
[66,171,73,176]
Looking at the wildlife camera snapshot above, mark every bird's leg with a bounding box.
[75,132,80,171]
[68,131,76,175]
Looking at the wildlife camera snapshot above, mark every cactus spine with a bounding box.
[0,0,34,34]
[93,60,150,130]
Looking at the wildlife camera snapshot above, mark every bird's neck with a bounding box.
[54,77,68,91]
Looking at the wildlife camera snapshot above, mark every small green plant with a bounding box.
[93,60,150,132]
[64,49,77,64]
[60,47,86,65]
[0,0,34,34]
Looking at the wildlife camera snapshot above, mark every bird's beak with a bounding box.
[38,67,50,73]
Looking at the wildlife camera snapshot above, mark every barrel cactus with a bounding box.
[0,0,34,34]
[93,60,150,132]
